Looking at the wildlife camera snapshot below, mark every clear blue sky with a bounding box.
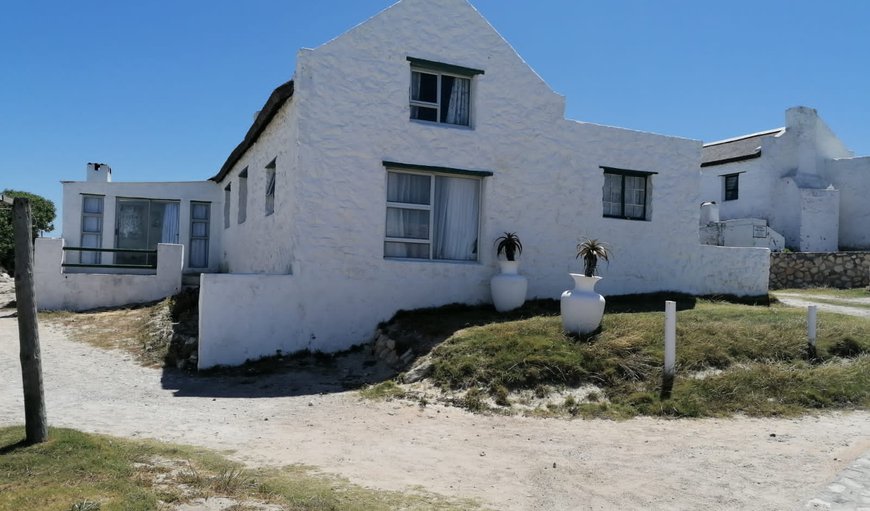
[3,0,869,230]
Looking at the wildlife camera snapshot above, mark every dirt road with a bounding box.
[1,312,868,510]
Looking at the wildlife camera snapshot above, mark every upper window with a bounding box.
[407,57,483,128]
[602,167,655,221]
[384,164,487,262]
[265,159,276,216]
[724,173,739,201]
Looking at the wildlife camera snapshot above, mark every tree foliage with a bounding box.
[0,189,56,275]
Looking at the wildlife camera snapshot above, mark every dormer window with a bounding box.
[407,57,483,128]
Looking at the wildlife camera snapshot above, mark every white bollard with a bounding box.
[664,300,676,377]
[807,305,817,347]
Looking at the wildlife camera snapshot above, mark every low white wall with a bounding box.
[198,273,305,369]
[689,245,770,296]
[34,238,183,311]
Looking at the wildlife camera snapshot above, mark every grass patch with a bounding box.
[0,426,475,511]
[359,381,406,400]
[409,300,870,418]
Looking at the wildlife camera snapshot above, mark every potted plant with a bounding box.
[561,238,610,335]
[490,232,527,312]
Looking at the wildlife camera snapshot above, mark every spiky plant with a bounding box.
[576,238,610,277]
[495,232,523,261]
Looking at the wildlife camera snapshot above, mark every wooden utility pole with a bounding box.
[10,196,48,444]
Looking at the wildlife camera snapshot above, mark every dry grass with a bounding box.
[0,427,476,511]
[42,300,169,368]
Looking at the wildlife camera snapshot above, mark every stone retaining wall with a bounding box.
[769,252,870,289]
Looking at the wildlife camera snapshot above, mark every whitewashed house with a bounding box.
[42,0,769,368]
[700,106,870,252]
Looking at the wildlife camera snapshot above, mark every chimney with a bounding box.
[86,162,112,183]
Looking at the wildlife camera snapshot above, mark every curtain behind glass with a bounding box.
[624,176,646,219]
[161,202,180,244]
[444,77,470,126]
[432,176,479,260]
[190,240,208,267]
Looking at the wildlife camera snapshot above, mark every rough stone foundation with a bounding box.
[769,252,870,289]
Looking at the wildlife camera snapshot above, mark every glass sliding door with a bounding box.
[115,198,180,266]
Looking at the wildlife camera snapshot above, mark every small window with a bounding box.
[724,173,739,201]
[602,168,653,221]
[189,202,210,268]
[80,195,104,264]
[384,170,480,261]
[238,168,248,224]
[224,183,231,229]
[265,159,276,216]
[408,58,483,128]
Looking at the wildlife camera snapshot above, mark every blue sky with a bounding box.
[3,0,869,229]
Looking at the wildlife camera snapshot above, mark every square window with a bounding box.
[602,170,652,221]
[408,57,482,127]
[385,170,480,261]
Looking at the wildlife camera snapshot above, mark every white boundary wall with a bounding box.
[34,238,183,311]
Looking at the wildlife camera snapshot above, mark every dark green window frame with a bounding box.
[601,166,656,221]
[724,173,739,201]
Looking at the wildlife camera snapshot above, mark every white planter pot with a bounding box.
[561,273,605,334]
[491,260,527,312]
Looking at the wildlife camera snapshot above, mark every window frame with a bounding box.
[601,166,656,221]
[723,173,739,201]
[383,162,491,262]
[223,183,231,229]
[238,168,248,224]
[189,201,210,268]
[80,194,104,264]
[407,57,483,129]
[265,158,276,216]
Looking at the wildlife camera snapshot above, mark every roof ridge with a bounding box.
[703,127,785,148]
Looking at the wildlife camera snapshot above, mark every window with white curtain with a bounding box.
[602,167,654,221]
[80,195,104,264]
[407,57,483,128]
[189,202,210,268]
[384,170,480,261]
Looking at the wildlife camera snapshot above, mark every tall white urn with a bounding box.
[491,260,528,312]
[561,274,605,334]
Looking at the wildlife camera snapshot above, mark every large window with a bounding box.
[408,57,483,127]
[384,169,481,261]
[114,198,179,266]
[602,168,653,221]
[80,195,104,264]
[724,173,739,201]
[189,202,210,268]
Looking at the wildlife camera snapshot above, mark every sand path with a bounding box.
[1,312,868,510]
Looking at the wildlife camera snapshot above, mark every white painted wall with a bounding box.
[61,179,221,273]
[827,156,870,249]
[34,238,183,311]
[700,106,868,252]
[197,0,770,367]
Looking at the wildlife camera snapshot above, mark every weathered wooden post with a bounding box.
[807,305,818,361]
[10,196,48,444]
[662,300,676,398]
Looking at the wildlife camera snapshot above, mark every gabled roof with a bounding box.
[210,80,295,182]
[701,128,785,168]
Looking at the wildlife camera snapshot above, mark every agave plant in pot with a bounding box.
[561,238,610,335]
[490,232,528,312]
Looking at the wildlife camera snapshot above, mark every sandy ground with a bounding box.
[0,312,867,510]
[774,291,870,318]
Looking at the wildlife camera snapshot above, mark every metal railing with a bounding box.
[61,247,158,270]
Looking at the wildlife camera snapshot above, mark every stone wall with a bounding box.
[769,251,870,289]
